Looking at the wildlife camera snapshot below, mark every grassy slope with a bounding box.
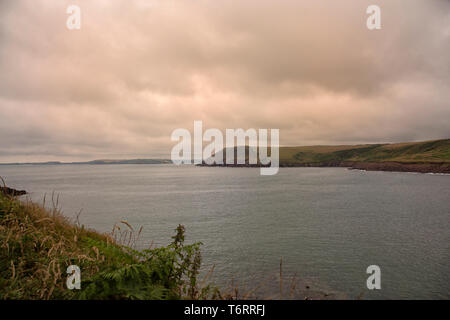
[212,139,450,166]
[0,192,218,300]
[280,139,450,165]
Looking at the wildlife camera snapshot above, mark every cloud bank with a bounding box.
[0,0,449,162]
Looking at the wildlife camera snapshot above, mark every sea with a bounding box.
[1,164,449,299]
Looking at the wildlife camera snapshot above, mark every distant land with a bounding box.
[203,139,450,174]
[2,139,450,173]
[0,159,172,166]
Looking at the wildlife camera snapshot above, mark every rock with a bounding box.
[0,186,27,196]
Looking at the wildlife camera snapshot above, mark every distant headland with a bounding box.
[0,159,172,166]
[201,139,450,174]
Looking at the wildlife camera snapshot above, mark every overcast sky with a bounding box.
[0,0,449,162]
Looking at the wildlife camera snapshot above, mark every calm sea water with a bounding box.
[1,164,449,299]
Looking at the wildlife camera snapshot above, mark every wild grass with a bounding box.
[0,189,221,300]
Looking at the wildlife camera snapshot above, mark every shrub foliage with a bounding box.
[0,192,219,300]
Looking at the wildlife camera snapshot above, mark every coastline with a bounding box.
[198,139,450,174]
[199,161,450,174]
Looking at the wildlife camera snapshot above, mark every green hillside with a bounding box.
[280,139,450,165]
[205,139,450,173]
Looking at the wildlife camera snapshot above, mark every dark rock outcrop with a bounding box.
[0,186,27,196]
[344,161,450,174]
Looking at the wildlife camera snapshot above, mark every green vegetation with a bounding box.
[281,139,450,165]
[204,139,450,172]
[210,139,450,166]
[0,192,220,300]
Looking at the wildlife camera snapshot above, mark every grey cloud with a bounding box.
[0,0,449,162]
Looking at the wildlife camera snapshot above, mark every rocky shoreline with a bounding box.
[199,161,450,174]
[342,161,450,174]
